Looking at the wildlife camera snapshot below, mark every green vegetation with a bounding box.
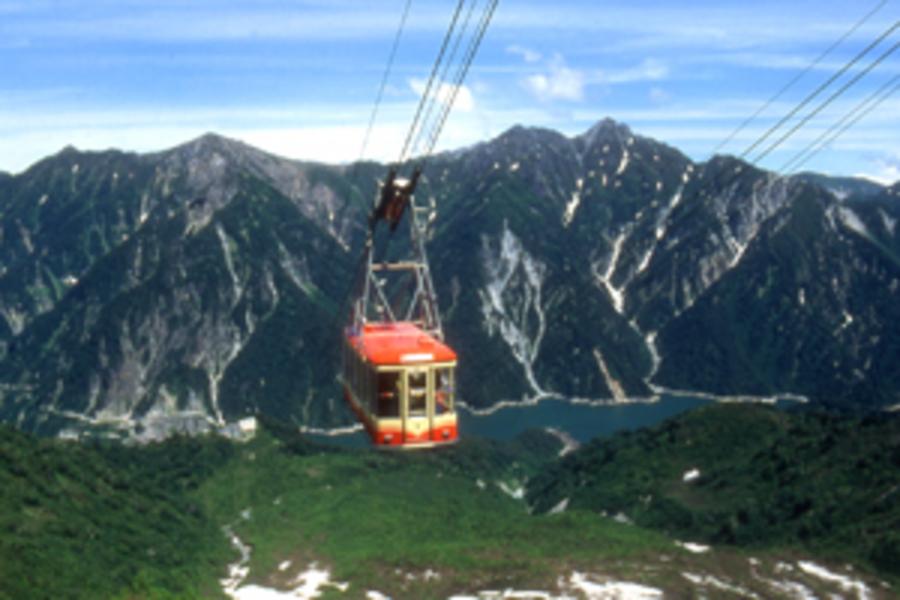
[196,420,673,597]
[0,419,676,599]
[2,406,899,598]
[527,404,900,580]
[0,427,235,599]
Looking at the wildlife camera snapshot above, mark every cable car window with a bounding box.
[376,371,400,417]
[408,370,427,416]
[435,367,454,414]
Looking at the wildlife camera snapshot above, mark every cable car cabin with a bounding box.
[342,322,458,448]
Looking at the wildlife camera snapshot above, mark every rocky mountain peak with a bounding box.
[493,124,568,152]
[164,132,264,167]
[578,117,633,149]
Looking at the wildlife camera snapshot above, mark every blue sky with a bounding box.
[1,0,898,183]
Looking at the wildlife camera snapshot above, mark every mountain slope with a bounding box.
[1,412,896,599]
[526,404,900,579]
[0,122,897,435]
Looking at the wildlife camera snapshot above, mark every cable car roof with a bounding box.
[348,322,457,366]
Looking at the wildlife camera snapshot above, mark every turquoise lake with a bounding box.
[306,393,713,447]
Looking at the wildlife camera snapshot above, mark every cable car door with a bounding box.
[403,367,431,443]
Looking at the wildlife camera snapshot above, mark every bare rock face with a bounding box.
[0,123,897,438]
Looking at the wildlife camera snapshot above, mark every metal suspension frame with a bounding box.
[347,0,499,343]
[350,178,444,340]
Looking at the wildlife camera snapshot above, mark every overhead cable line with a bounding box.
[739,19,899,161]
[421,0,499,160]
[408,0,480,160]
[358,0,415,162]
[712,0,888,156]
[753,37,899,165]
[783,74,900,173]
[397,0,467,165]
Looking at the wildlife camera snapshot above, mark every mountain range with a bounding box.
[0,119,898,437]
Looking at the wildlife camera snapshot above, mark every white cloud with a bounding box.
[408,78,475,113]
[520,55,668,103]
[523,55,584,102]
[506,44,542,63]
[857,153,900,185]
[594,58,669,84]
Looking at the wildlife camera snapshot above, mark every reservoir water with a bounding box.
[459,394,710,442]
[306,393,712,448]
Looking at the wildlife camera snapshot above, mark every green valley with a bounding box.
[1,405,898,598]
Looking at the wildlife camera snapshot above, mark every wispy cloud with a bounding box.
[859,153,900,185]
[592,58,669,84]
[506,44,542,63]
[524,56,585,102]
[408,79,475,112]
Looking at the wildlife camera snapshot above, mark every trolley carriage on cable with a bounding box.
[339,0,498,447]
[342,322,457,447]
[340,172,459,448]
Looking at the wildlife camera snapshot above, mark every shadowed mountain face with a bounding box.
[0,122,897,436]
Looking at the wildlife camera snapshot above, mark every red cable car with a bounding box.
[341,171,459,448]
[343,322,457,447]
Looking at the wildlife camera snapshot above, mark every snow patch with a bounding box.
[879,208,896,236]
[563,178,584,227]
[615,148,630,176]
[549,498,569,514]
[798,561,872,599]
[450,591,552,599]
[682,468,700,483]
[839,310,854,332]
[675,541,710,553]
[593,348,627,403]
[497,480,525,500]
[682,572,760,599]
[510,161,520,172]
[479,223,549,398]
[216,224,243,302]
[278,560,291,572]
[756,576,817,600]
[545,427,580,456]
[594,233,626,314]
[612,512,633,525]
[568,572,663,599]
[644,331,662,380]
[221,526,251,595]
[231,566,348,599]
[838,206,871,238]
[298,423,364,436]
[637,184,685,277]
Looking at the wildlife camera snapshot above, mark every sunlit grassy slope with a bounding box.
[1,406,898,599]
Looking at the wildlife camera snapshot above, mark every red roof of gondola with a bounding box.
[347,322,457,366]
